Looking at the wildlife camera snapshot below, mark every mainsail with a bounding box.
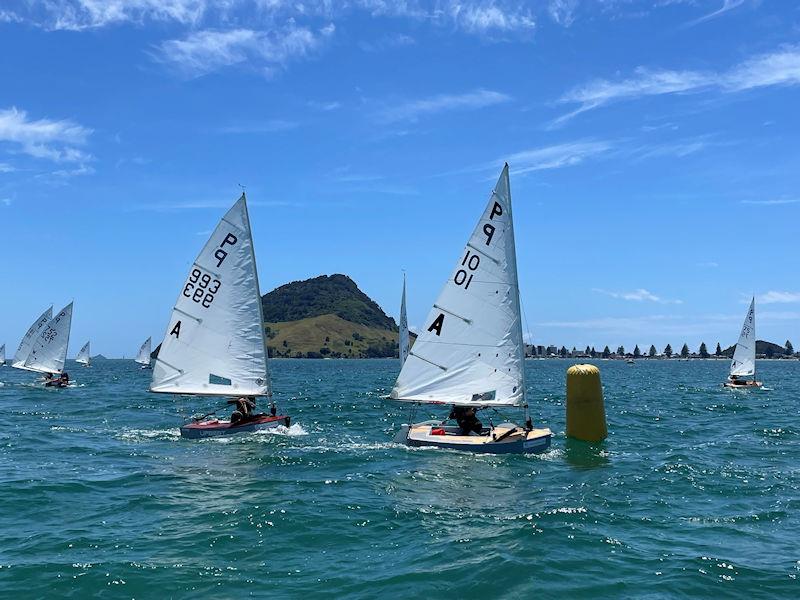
[76,341,91,365]
[399,275,409,367]
[135,337,152,366]
[730,297,756,377]
[0,343,5,365]
[391,164,526,407]
[12,306,53,370]
[24,302,74,375]
[150,194,272,396]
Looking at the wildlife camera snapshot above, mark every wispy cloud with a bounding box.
[215,119,298,134]
[593,288,683,304]
[548,0,578,27]
[0,162,16,172]
[307,100,341,111]
[155,24,334,78]
[1,197,11,206]
[0,106,92,163]
[358,32,415,52]
[378,89,511,123]
[555,45,800,124]
[684,0,745,28]
[758,291,800,304]
[740,198,800,205]
[504,140,613,174]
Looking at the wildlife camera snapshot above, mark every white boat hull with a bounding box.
[396,421,552,454]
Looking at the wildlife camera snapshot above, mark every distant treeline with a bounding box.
[529,340,796,359]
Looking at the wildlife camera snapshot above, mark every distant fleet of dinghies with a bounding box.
[390,164,552,454]
[148,194,290,439]
[135,337,152,369]
[1,165,772,450]
[724,297,763,388]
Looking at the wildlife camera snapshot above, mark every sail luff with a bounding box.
[11,306,53,369]
[399,274,409,367]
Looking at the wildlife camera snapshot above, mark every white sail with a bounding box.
[150,194,271,396]
[0,343,5,365]
[391,164,525,407]
[135,337,152,366]
[76,341,91,365]
[11,306,53,370]
[24,303,74,375]
[399,275,409,366]
[730,297,756,377]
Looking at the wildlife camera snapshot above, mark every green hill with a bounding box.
[261,274,397,330]
[721,340,789,358]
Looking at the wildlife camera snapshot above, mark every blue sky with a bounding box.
[1,0,799,357]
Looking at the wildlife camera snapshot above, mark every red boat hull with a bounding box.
[180,414,290,439]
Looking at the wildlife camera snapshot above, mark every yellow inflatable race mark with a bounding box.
[566,364,608,442]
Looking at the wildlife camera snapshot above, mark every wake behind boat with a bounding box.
[724,297,763,389]
[389,164,551,455]
[149,193,290,439]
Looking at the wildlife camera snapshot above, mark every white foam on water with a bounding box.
[255,423,309,437]
[117,428,182,442]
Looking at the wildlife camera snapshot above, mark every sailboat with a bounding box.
[76,341,91,367]
[390,165,551,454]
[149,193,289,439]
[0,344,5,366]
[135,337,152,369]
[11,306,52,371]
[724,297,762,388]
[24,303,74,384]
[399,274,409,366]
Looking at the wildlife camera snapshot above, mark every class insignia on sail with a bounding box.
[389,165,551,454]
[724,297,763,389]
[149,193,290,439]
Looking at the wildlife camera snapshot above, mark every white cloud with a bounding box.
[740,198,800,205]
[758,291,800,304]
[155,23,334,78]
[447,2,535,34]
[14,0,207,30]
[685,0,745,27]
[548,0,578,27]
[378,89,511,123]
[504,140,612,174]
[593,288,683,304]
[556,45,800,124]
[0,107,92,163]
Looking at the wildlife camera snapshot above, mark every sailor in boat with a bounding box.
[449,405,483,435]
[228,396,256,424]
[45,373,69,388]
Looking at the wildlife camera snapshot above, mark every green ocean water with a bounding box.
[0,358,798,598]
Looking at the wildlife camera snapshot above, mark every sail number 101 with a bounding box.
[183,268,221,308]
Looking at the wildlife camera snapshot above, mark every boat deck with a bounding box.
[405,422,552,454]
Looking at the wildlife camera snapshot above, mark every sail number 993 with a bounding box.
[183,268,221,308]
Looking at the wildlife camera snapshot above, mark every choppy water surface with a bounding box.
[0,359,798,598]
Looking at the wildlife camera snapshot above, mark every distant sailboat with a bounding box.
[0,344,5,366]
[11,307,52,371]
[24,303,74,382]
[76,341,91,367]
[399,274,409,367]
[390,165,551,454]
[135,337,152,369]
[724,297,762,388]
[150,193,289,438]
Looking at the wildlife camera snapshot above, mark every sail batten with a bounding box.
[390,165,526,407]
[150,194,271,397]
[730,297,756,377]
[24,303,73,375]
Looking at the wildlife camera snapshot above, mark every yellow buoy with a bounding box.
[566,364,607,442]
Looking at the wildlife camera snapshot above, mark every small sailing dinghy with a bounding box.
[150,193,289,439]
[76,341,91,367]
[0,344,5,366]
[390,165,551,454]
[724,297,762,388]
[135,337,152,369]
[24,303,74,386]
